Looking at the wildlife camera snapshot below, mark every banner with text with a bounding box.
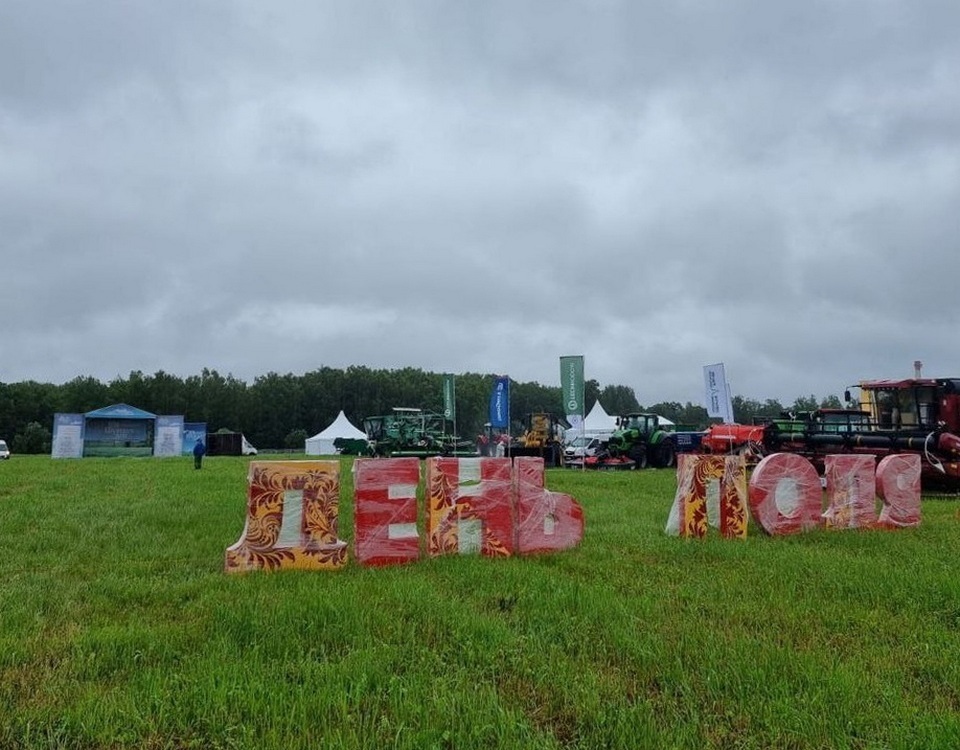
[703,363,734,423]
[489,376,510,429]
[560,356,585,424]
[442,373,456,425]
[154,415,184,457]
[51,413,85,458]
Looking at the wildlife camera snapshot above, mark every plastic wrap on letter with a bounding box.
[876,454,922,529]
[514,456,584,554]
[426,456,514,557]
[748,453,823,535]
[354,457,421,567]
[823,454,877,530]
[225,461,348,572]
[667,454,747,538]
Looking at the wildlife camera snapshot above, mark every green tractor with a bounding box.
[596,413,677,470]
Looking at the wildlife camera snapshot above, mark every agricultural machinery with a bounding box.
[699,422,767,462]
[507,413,565,467]
[699,376,960,489]
[362,408,476,458]
[578,413,695,470]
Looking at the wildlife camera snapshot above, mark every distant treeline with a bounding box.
[0,366,842,454]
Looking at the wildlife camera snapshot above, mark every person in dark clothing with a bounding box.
[193,438,206,469]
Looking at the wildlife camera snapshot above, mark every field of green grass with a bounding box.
[1,455,959,749]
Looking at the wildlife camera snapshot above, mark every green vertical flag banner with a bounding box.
[442,373,456,425]
[560,355,585,417]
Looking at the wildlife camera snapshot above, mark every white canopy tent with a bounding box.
[564,404,677,441]
[305,410,367,455]
[565,400,619,441]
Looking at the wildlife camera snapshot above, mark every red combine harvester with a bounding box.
[699,376,960,489]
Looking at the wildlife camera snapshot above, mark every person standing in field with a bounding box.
[193,438,206,469]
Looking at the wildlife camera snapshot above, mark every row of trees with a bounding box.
[0,367,842,454]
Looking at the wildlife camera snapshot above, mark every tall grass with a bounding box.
[1,455,958,749]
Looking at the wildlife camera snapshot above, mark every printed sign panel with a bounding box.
[52,413,85,458]
[154,415,184,457]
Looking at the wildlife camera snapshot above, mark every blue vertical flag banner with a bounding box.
[442,373,456,425]
[560,355,585,418]
[489,376,510,429]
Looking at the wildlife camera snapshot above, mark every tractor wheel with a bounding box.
[657,440,676,469]
[629,444,648,470]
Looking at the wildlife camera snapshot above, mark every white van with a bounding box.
[0,439,10,459]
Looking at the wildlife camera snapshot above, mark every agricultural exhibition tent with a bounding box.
[305,410,367,455]
[566,400,618,440]
[63,403,159,458]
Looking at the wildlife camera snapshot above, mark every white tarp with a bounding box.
[305,410,367,455]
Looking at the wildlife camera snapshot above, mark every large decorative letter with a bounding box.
[514,456,584,554]
[667,454,747,538]
[748,453,823,535]
[876,454,922,529]
[225,461,348,572]
[823,455,877,530]
[426,457,515,557]
[353,457,421,567]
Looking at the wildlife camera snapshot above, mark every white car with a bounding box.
[563,435,606,461]
[0,439,10,459]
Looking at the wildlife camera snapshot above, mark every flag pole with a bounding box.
[506,375,511,459]
[580,393,587,471]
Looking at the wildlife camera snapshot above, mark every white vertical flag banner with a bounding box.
[703,363,730,420]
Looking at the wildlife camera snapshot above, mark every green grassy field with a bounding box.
[1,455,959,749]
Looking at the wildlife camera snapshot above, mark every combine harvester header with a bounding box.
[699,369,960,490]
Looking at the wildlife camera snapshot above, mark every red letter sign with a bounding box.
[876,454,922,528]
[748,453,823,535]
[823,455,877,530]
[515,456,584,554]
[354,457,421,567]
[426,457,515,557]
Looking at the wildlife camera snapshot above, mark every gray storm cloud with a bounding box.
[2,1,959,404]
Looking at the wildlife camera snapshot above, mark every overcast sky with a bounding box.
[3,1,959,406]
